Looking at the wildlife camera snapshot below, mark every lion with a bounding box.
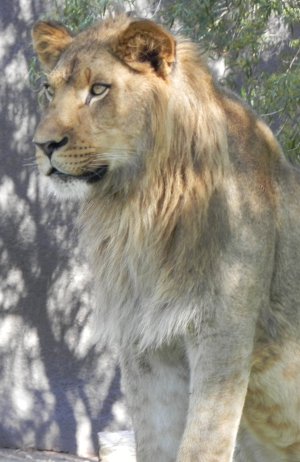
[32,15,300,462]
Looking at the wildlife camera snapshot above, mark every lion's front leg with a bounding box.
[120,342,189,462]
[177,322,255,462]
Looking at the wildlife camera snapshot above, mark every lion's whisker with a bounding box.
[23,161,38,168]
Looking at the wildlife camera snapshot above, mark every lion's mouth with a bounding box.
[48,166,108,184]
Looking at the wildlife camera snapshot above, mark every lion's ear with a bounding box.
[32,21,73,72]
[114,20,176,78]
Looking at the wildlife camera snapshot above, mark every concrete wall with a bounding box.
[0,0,129,456]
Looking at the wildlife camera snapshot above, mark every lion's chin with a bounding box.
[45,176,90,201]
[41,166,108,201]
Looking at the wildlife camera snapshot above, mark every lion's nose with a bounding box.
[34,136,69,159]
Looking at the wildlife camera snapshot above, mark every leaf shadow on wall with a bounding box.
[0,0,127,455]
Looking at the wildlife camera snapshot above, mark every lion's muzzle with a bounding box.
[33,135,108,184]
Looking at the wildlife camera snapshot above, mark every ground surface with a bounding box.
[0,450,97,462]
[0,432,136,462]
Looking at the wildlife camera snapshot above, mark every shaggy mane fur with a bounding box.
[75,22,231,348]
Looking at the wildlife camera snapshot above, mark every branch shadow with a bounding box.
[0,0,128,455]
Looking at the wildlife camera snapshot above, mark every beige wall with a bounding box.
[0,0,129,456]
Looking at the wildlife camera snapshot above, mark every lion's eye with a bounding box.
[85,82,111,104]
[86,83,111,105]
[90,83,111,96]
[43,82,55,102]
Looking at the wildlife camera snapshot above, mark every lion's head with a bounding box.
[32,16,182,199]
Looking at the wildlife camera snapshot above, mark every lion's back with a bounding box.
[219,87,300,329]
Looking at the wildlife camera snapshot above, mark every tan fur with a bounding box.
[32,16,300,462]
[32,21,73,71]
